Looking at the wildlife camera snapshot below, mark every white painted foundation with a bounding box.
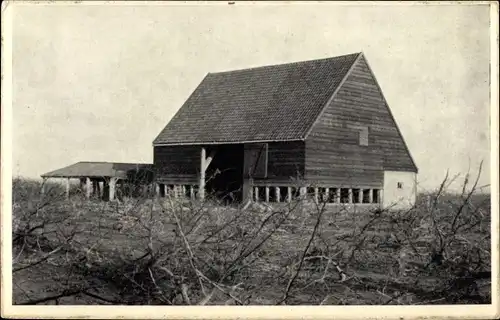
[383,171,417,210]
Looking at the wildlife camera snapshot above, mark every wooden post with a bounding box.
[314,187,319,204]
[41,178,48,197]
[248,184,253,203]
[190,185,195,199]
[275,187,281,203]
[155,183,160,197]
[348,188,353,204]
[265,186,270,203]
[86,177,92,199]
[300,187,306,200]
[368,189,373,203]
[336,188,341,204]
[65,178,70,200]
[359,189,364,204]
[254,187,259,202]
[109,178,117,201]
[287,187,292,203]
[96,181,102,199]
[199,147,206,201]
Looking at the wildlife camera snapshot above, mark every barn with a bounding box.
[153,52,418,209]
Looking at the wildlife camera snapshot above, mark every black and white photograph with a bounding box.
[1,1,498,319]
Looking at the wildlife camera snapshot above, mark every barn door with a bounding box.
[244,143,268,179]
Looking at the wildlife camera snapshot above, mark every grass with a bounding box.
[11,177,492,305]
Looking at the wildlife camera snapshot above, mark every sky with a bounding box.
[9,2,493,192]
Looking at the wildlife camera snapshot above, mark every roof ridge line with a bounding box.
[302,52,364,140]
[210,52,362,76]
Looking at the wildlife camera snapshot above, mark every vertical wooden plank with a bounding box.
[155,183,160,198]
[190,185,195,200]
[360,189,364,204]
[314,187,319,204]
[275,187,281,203]
[265,186,270,203]
[336,188,341,204]
[199,147,206,201]
[324,187,329,203]
[287,187,292,203]
[368,189,373,203]
[182,185,186,198]
[348,188,353,204]
[65,178,70,200]
[254,187,259,202]
[109,178,117,201]
[86,177,92,199]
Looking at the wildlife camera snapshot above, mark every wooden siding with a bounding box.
[305,55,415,188]
[154,145,200,184]
[251,141,305,185]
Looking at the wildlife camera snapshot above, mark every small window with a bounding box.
[397,182,403,189]
[359,127,369,146]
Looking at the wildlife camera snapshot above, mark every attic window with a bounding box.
[359,127,369,146]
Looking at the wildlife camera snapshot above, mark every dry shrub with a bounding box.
[11,167,491,305]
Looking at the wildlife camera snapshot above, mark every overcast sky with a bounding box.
[10,2,492,192]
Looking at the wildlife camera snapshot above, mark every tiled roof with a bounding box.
[41,162,153,178]
[153,52,361,145]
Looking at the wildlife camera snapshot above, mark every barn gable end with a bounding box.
[305,54,417,186]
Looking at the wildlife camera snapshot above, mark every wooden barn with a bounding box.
[153,52,418,209]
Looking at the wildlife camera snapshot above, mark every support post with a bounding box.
[109,178,117,201]
[348,188,353,204]
[314,187,319,204]
[324,187,329,203]
[299,187,306,200]
[96,181,102,199]
[86,177,92,199]
[359,189,364,204]
[287,187,292,203]
[190,185,195,200]
[368,189,373,203]
[254,187,259,202]
[199,147,206,201]
[41,178,48,197]
[65,178,70,200]
[336,188,341,204]
[265,186,270,203]
[275,187,281,203]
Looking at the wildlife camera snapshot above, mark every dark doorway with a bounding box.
[205,144,244,204]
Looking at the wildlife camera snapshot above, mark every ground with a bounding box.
[11,178,492,305]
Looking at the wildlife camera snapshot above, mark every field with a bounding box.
[11,177,492,305]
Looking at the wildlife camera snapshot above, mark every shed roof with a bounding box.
[153,52,361,146]
[41,162,153,179]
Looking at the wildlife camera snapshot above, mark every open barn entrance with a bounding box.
[205,144,244,204]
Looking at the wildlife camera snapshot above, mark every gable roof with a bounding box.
[41,162,153,178]
[153,52,362,146]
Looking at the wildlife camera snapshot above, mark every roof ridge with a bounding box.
[210,52,362,76]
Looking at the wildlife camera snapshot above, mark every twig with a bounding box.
[279,203,326,304]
